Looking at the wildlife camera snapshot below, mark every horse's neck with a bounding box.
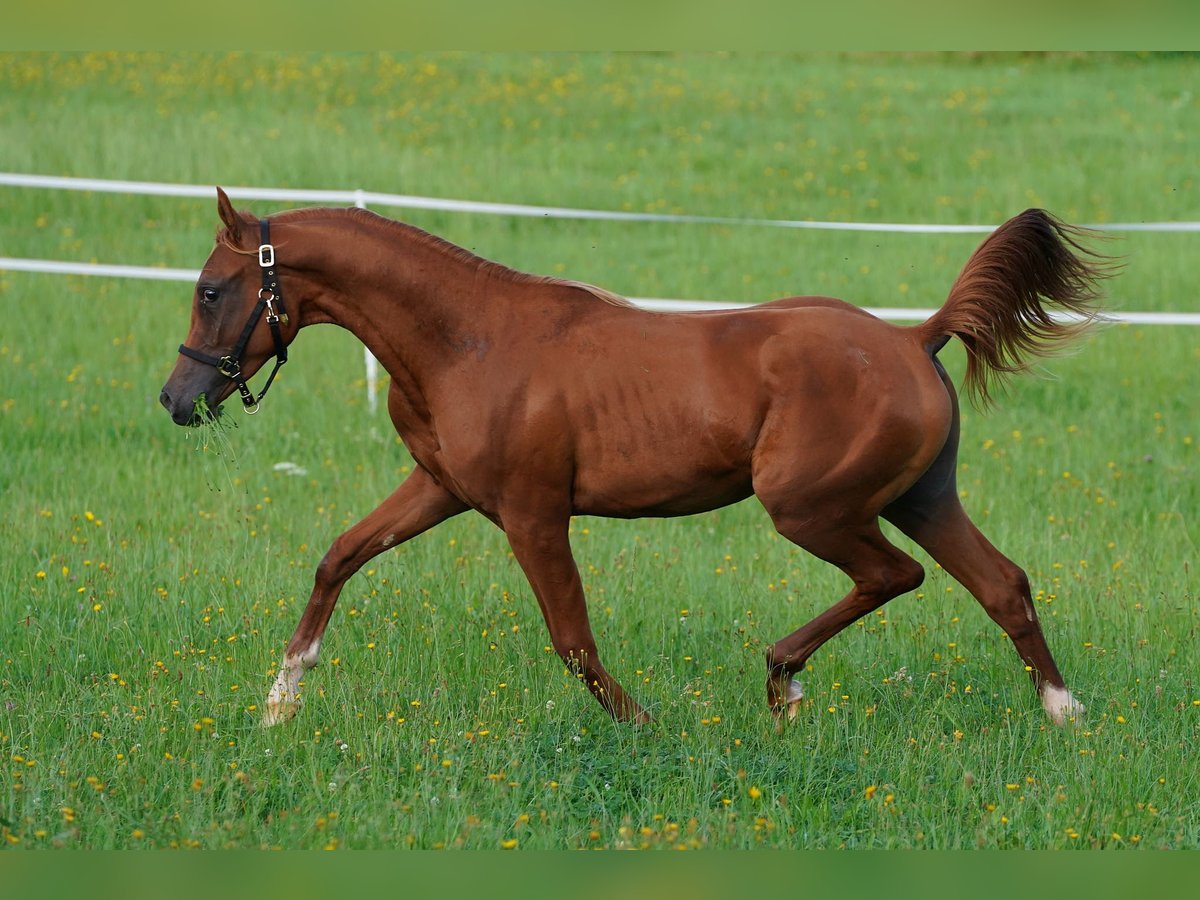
[299,217,498,378]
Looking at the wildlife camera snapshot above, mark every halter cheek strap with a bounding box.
[178,220,290,414]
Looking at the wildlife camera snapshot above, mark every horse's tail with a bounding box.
[916,209,1114,407]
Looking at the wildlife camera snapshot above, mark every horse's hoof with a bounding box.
[770,679,804,731]
[261,699,300,727]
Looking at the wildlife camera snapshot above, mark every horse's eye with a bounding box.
[201,288,219,303]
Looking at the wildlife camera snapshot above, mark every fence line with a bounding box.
[0,257,196,281]
[5,255,1199,326]
[4,171,1198,414]
[4,171,1200,234]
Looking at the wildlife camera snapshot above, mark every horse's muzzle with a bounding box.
[159,383,225,427]
[160,386,198,426]
[160,353,235,426]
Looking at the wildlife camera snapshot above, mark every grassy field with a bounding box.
[0,52,1197,850]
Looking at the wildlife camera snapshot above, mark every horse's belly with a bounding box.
[563,369,761,517]
[570,454,754,518]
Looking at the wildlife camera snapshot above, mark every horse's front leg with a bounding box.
[262,466,467,726]
[503,515,651,724]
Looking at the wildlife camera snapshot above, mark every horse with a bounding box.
[160,188,1109,729]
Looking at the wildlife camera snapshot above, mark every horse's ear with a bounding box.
[215,187,242,232]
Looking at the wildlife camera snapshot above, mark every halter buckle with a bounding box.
[217,356,242,379]
[258,244,275,268]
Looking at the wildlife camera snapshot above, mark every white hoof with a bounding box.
[1041,685,1085,726]
[261,698,300,728]
[772,678,805,728]
[262,649,314,727]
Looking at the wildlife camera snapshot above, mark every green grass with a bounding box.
[1,52,1198,849]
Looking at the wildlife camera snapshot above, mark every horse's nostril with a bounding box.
[159,388,172,411]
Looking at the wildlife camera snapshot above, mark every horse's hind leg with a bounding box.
[762,518,926,722]
[503,515,650,724]
[883,492,1083,725]
[262,466,467,726]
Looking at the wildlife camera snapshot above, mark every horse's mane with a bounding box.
[218,206,633,309]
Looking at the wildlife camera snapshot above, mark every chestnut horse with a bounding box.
[160,189,1107,728]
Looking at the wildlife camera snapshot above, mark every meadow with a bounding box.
[0,52,1197,850]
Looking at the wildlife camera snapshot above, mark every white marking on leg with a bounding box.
[294,638,321,669]
[785,678,805,719]
[382,533,396,548]
[785,678,804,706]
[1041,684,1085,726]
[262,639,321,727]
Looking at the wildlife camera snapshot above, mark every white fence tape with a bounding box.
[4,256,1199,326]
[4,171,1200,234]
[0,257,197,281]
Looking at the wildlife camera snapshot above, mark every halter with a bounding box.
[178,220,289,414]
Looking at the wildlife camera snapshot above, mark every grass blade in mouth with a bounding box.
[187,393,240,476]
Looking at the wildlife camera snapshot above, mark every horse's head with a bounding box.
[159,188,298,425]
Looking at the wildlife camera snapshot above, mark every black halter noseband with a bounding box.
[178,220,289,414]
